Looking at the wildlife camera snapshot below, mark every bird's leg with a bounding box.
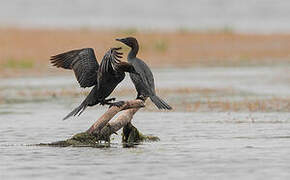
[100,98,116,105]
[100,98,124,108]
[105,97,116,102]
[108,101,125,108]
[136,94,146,101]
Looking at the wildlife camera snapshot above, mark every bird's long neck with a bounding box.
[128,44,139,59]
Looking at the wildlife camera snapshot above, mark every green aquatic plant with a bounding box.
[38,132,109,147]
[37,123,159,148]
[122,122,160,147]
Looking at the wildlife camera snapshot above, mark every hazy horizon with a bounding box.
[1,0,290,33]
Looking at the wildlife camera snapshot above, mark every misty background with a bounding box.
[1,0,290,33]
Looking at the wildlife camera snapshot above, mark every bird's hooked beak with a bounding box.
[116,38,125,43]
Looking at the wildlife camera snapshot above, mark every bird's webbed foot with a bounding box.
[100,98,116,105]
[109,101,125,108]
[136,94,146,101]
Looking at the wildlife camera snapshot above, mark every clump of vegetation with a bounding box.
[122,122,160,145]
[37,123,159,148]
[154,39,169,52]
[1,58,35,69]
[38,132,110,147]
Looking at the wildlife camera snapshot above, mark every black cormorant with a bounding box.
[116,37,172,110]
[50,47,138,120]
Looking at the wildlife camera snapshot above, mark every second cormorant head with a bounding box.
[116,37,138,48]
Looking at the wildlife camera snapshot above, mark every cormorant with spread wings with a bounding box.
[50,47,138,120]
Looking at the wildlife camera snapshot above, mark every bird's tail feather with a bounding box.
[150,95,172,110]
[63,101,88,120]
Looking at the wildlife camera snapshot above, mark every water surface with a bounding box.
[1,67,290,179]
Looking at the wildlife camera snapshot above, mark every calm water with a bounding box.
[1,67,290,179]
[1,0,290,33]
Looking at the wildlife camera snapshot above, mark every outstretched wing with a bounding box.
[50,48,99,88]
[99,47,123,73]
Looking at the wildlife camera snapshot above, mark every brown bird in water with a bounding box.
[50,47,139,120]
